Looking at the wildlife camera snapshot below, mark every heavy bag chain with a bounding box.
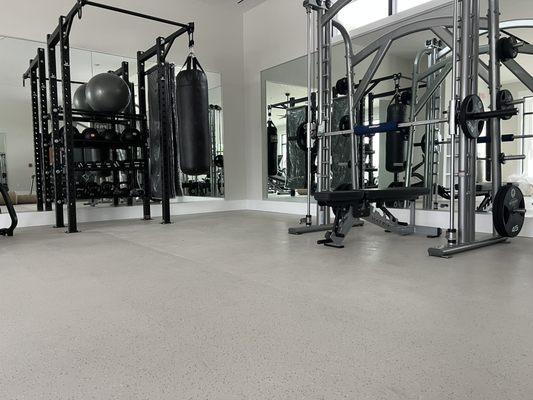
[183,30,205,74]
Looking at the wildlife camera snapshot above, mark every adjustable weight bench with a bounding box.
[314,187,442,248]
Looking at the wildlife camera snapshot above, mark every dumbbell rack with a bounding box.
[23,0,195,233]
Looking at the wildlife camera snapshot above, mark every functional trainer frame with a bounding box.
[302,0,530,256]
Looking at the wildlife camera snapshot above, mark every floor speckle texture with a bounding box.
[1,211,533,399]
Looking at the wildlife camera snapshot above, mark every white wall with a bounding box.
[0,0,246,199]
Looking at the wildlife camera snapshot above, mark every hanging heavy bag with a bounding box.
[267,120,279,176]
[385,102,408,173]
[176,53,211,176]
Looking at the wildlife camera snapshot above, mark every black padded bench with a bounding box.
[313,187,440,248]
[315,187,429,204]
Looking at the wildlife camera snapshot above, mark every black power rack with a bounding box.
[23,0,195,233]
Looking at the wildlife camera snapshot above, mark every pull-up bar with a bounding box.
[48,0,192,46]
[82,1,190,29]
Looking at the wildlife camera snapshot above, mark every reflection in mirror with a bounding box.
[262,38,409,202]
[0,36,224,213]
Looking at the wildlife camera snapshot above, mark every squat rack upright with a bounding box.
[24,0,195,233]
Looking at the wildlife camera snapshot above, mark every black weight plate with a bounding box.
[336,78,349,96]
[460,94,485,139]
[492,187,506,237]
[493,184,525,237]
[496,89,514,121]
[60,126,81,139]
[214,154,224,168]
[82,127,99,140]
[497,37,518,62]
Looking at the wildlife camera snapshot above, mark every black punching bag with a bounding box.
[267,120,279,176]
[176,54,211,176]
[385,102,408,173]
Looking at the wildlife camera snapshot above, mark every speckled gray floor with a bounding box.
[1,211,533,399]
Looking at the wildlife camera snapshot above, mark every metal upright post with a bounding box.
[37,48,53,211]
[458,0,475,243]
[156,38,171,224]
[423,42,439,209]
[316,8,326,224]
[406,48,430,189]
[209,107,217,197]
[367,93,375,187]
[59,16,78,233]
[29,66,44,211]
[468,0,480,235]
[305,6,313,226]
[316,1,333,225]
[448,0,460,244]
[136,52,152,220]
[47,34,65,228]
[121,61,135,207]
[323,13,333,198]
[332,20,359,190]
[488,0,502,229]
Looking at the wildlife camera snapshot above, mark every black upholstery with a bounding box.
[314,190,365,206]
[314,187,429,207]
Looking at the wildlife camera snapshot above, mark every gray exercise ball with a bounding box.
[73,83,92,111]
[85,72,131,113]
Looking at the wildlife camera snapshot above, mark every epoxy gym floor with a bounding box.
[1,211,533,399]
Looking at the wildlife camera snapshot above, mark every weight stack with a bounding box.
[147,63,177,200]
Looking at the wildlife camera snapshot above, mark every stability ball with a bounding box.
[85,73,131,113]
[73,83,92,111]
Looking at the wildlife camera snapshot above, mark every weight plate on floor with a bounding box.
[493,184,526,238]
[460,94,485,139]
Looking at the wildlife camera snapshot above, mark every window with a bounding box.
[337,0,389,32]
[397,0,433,13]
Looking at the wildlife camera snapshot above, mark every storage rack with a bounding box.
[23,0,195,233]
